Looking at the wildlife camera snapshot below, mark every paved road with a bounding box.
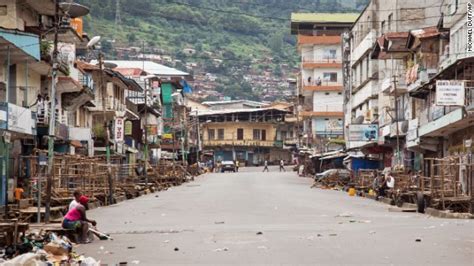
[77,166,474,265]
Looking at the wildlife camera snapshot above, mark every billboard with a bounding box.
[348,124,378,141]
[436,80,465,106]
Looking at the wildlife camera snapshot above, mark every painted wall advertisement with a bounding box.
[436,80,465,106]
[348,124,378,141]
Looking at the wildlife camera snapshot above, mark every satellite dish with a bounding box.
[59,2,90,18]
[354,115,365,124]
[87,36,101,49]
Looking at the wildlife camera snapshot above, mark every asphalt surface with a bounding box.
[77,166,474,265]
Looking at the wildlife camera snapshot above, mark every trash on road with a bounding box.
[214,221,225,224]
[336,212,353,218]
[256,232,263,235]
[174,247,179,251]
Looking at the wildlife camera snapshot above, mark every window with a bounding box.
[323,72,337,82]
[281,131,287,140]
[0,5,7,16]
[366,56,370,79]
[237,128,244,140]
[208,129,215,140]
[388,14,393,31]
[261,130,266,141]
[253,129,261,140]
[381,20,385,34]
[217,129,224,140]
[325,49,337,60]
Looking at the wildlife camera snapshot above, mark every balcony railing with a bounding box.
[302,56,342,64]
[203,139,275,147]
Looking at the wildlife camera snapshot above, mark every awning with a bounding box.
[0,27,40,63]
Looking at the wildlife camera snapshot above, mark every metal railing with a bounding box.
[302,56,342,64]
[203,139,275,147]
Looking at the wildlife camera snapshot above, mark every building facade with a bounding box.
[291,13,358,152]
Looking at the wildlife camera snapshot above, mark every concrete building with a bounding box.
[197,107,292,165]
[343,0,442,169]
[291,13,358,152]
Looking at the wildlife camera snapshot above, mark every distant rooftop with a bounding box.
[290,13,359,35]
[202,100,268,107]
[291,13,359,23]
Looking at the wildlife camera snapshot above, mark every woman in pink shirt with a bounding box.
[62,196,97,243]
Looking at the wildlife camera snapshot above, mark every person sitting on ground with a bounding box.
[375,173,387,200]
[62,196,97,244]
[69,190,82,210]
[386,172,395,190]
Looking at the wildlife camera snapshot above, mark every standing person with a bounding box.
[235,160,240,172]
[62,196,97,244]
[262,160,269,172]
[14,183,25,204]
[279,159,286,172]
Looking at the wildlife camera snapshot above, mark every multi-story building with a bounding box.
[344,0,441,169]
[291,13,358,152]
[198,107,291,165]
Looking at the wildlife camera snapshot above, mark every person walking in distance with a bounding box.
[262,160,269,172]
[279,159,286,172]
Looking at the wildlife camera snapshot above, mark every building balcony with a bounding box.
[351,80,378,109]
[0,102,37,136]
[202,139,275,148]
[302,57,342,69]
[406,67,437,92]
[351,30,376,65]
[88,98,126,114]
[302,81,342,92]
[297,35,341,46]
[381,75,408,95]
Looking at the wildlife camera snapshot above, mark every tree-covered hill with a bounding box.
[77,0,367,101]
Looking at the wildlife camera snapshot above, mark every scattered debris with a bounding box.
[336,212,353,218]
[415,238,422,242]
[369,231,376,234]
[213,247,229,252]
[131,260,140,264]
[329,234,338,237]
[256,232,263,235]
[317,234,322,237]
[155,195,159,198]
[163,240,170,243]
[127,246,136,249]
[214,221,225,224]
[174,247,179,251]
[257,246,268,249]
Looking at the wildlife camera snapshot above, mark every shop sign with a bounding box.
[348,124,378,141]
[436,80,465,106]
[114,117,124,142]
[163,133,173,139]
[124,121,133,135]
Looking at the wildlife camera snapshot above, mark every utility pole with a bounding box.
[45,0,59,223]
[144,79,148,187]
[393,74,401,167]
[195,109,200,164]
[99,52,113,205]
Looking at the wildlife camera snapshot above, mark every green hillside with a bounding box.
[77,0,367,100]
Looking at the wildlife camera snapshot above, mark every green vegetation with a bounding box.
[78,0,366,100]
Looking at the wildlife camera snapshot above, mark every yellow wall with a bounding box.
[203,122,276,142]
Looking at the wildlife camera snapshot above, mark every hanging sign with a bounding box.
[124,121,133,136]
[436,80,465,106]
[115,117,124,142]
